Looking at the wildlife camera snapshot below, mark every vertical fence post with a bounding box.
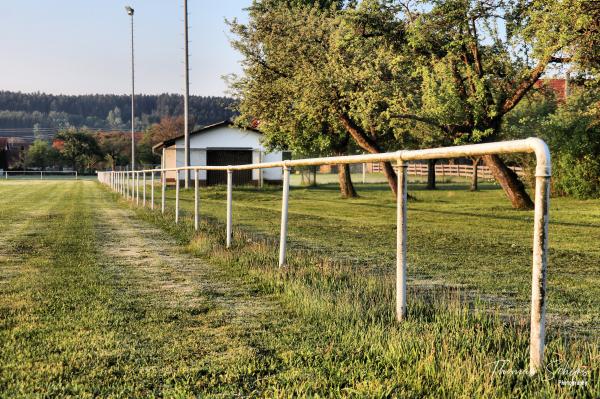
[194,169,199,231]
[143,172,146,207]
[278,165,291,267]
[529,174,551,375]
[133,172,140,205]
[396,160,408,321]
[175,172,180,224]
[161,171,166,214]
[40,171,43,180]
[362,163,366,184]
[151,171,155,210]
[226,169,233,248]
[126,172,130,199]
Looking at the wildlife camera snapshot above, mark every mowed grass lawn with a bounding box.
[0,179,598,397]
[171,177,600,332]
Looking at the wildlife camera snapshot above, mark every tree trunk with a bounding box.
[427,159,437,190]
[483,154,533,209]
[470,157,480,191]
[337,163,357,198]
[339,113,398,196]
[381,162,398,196]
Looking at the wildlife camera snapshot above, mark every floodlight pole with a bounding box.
[126,6,136,170]
[183,0,191,188]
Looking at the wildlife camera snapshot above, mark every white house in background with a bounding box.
[152,120,289,186]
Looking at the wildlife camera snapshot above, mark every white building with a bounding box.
[152,121,289,186]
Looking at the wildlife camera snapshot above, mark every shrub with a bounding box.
[541,85,600,199]
[503,83,600,199]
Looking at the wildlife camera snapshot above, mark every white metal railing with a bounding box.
[97,137,551,375]
[2,170,78,180]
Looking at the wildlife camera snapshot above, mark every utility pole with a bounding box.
[126,6,136,170]
[183,0,190,188]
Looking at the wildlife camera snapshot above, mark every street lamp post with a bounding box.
[183,0,190,188]
[125,6,136,170]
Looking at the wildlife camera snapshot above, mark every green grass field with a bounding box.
[0,180,598,397]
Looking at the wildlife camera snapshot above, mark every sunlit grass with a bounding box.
[0,180,597,397]
[140,179,599,396]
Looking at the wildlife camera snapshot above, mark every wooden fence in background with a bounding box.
[405,163,524,179]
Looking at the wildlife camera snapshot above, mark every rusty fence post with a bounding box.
[161,171,166,214]
[175,172,180,224]
[226,169,233,248]
[194,169,199,231]
[529,161,551,374]
[396,160,408,321]
[151,171,155,209]
[278,165,290,267]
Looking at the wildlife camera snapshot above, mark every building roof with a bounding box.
[152,120,261,152]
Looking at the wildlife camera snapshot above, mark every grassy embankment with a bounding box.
[0,180,597,397]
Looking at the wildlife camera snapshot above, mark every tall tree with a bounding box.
[55,130,102,172]
[230,0,599,207]
[24,139,57,170]
[96,132,130,169]
[229,0,407,195]
[383,0,599,208]
[145,116,186,144]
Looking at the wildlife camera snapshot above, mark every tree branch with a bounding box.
[389,113,450,133]
[500,56,551,116]
[550,56,572,63]
[338,113,384,153]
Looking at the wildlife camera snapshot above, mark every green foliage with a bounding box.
[229,0,599,206]
[541,87,600,198]
[137,131,161,166]
[0,91,235,131]
[55,130,102,172]
[503,83,600,198]
[23,139,59,169]
[228,0,407,156]
[96,132,130,169]
[554,153,600,198]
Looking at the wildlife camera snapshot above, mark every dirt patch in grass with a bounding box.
[95,201,280,341]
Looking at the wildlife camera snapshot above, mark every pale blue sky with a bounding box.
[0,1,252,96]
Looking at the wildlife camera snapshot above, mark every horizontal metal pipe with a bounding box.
[120,138,550,177]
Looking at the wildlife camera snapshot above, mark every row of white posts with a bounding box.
[3,170,78,180]
[98,137,551,375]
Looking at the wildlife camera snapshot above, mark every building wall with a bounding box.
[168,126,284,182]
[163,145,178,181]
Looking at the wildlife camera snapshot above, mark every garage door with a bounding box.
[206,150,253,186]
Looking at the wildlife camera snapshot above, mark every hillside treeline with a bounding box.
[0,91,236,130]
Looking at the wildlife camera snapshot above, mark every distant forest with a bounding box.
[0,91,236,132]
